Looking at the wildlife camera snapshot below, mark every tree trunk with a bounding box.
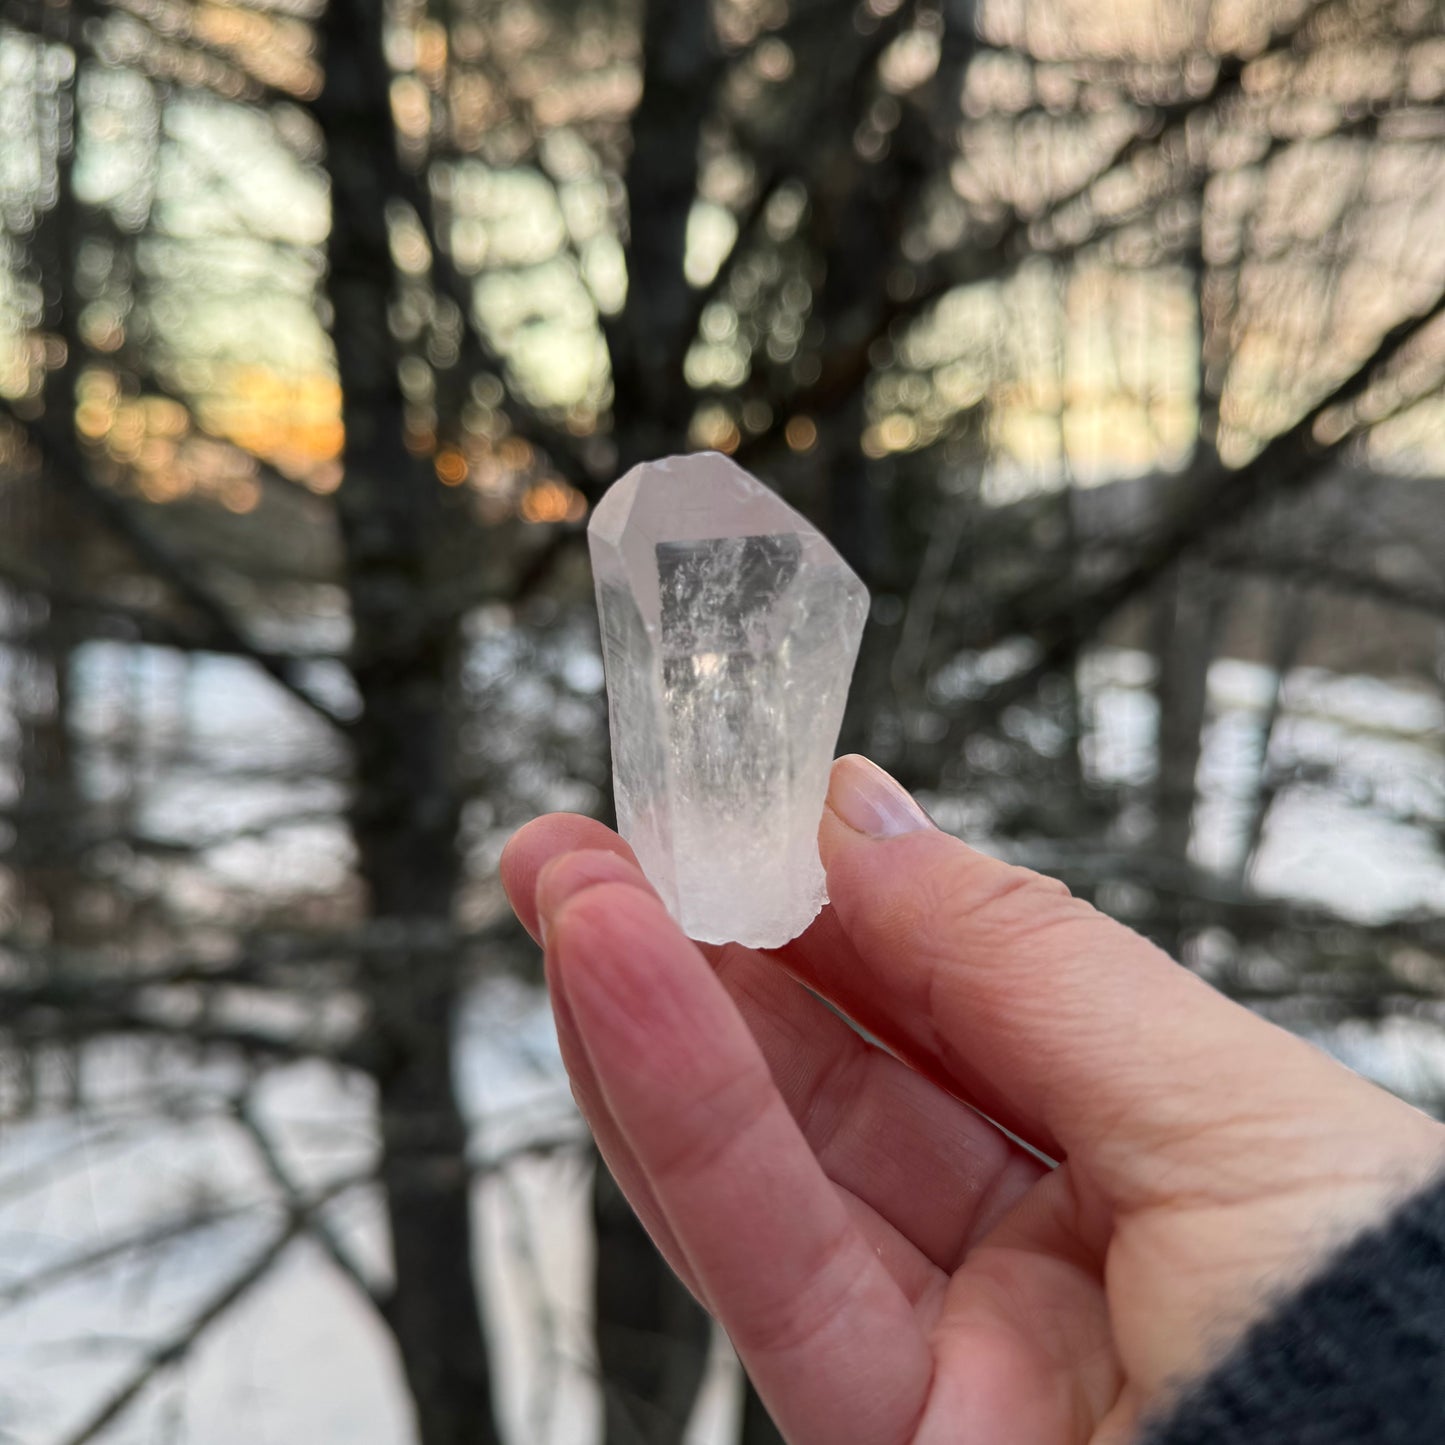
[7,532,83,1112]
[593,1160,712,1445]
[595,6,717,1438]
[16,0,94,1109]
[811,103,931,760]
[315,4,500,1442]
[1234,584,1309,882]
[1147,563,1223,957]
[828,391,884,760]
[610,0,717,468]
[1145,236,1225,957]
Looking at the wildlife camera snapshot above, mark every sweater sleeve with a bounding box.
[1141,1171,1445,1444]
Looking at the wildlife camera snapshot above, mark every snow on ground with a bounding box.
[2,649,1443,1442]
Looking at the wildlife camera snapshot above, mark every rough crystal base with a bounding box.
[588,452,869,948]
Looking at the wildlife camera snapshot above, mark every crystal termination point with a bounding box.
[588,452,869,948]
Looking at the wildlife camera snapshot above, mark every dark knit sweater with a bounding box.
[1143,1172,1445,1443]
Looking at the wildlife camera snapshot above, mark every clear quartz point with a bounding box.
[587,451,870,948]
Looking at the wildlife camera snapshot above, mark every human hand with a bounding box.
[501,754,1445,1444]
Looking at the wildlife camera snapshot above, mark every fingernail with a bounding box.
[826,755,933,838]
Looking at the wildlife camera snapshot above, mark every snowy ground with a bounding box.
[2,649,1443,1443]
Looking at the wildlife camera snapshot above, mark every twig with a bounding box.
[956,281,1445,724]
[233,1096,388,1317]
[1019,846,1445,954]
[2,1003,373,1073]
[55,1169,367,1445]
[1,1200,245,1310]
[0,553,341,663]
[386,179,597,493]
[0,400,352,732]
[744,0,1346,460]
[0,808,348,861]
[1208,547,1445,619]
[1233,583,1311,881]
[668,164,790,384]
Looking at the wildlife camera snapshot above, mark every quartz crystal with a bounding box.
[588,452,869,948]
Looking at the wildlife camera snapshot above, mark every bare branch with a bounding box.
[0,401,353,732]
[234,1096,388,1317]
[1031,844,1445,958]
[958,281,1445,720]
[665,1,924,389]
[0,1205,249,1312]
[122,363,318,502]
[744,0,1351,454]
[1208,547,1445,619]
[2,1000,373,1072]
[55,1169,367,1445]
[30,809,347,861]
[80,2,320,113]
[669,164,789,384]
[0,917,521,1073]
[0,552,342,663]
[981,0,1337,236]
[386,181,598,493]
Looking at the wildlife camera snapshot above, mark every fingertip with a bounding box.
[547,881,690,1043]
[499,813,637,940]
[535,850,652,944]
[549,874,670,944]
[498,821,542,923]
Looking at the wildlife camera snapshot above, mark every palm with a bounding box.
[707,941,1128,1445]
[934,1174,1129,1442]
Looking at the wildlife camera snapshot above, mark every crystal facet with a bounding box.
[588,452,870,948]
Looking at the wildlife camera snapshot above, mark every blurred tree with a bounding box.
[0,0,1443,1442]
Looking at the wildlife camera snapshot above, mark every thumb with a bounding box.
[785,755,1325,1173]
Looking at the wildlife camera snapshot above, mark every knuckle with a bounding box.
[735,1220,860,1357]
[918,849,1083,952]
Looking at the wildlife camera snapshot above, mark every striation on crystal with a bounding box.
[587,452,869,948]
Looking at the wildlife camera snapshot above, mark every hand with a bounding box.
[501,754,1445,1445]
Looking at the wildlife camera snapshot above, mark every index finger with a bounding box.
[545,879,935,1445]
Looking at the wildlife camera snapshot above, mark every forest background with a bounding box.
[2,0,1444,1441]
